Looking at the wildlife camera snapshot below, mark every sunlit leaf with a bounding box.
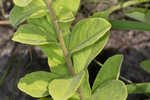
[48,72,85,100]
[18,71,59,98]
[12,24,57,45]
[13,0,32,7]
[91,80,127,100]
[69,18,111,53]
[73,32,110,74]
[52,0,80,22]
[10,0,47,27]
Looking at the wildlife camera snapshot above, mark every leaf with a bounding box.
[86,0,109,3]
[67,70,91,100]
[125,8,150,24]
[40,44,70,76]
[69,18,111,53]
[37,97,53,100]
[92,11,109,19]
[140,60,150,72]
[18,71,59,98]
[48,72,85,100]
[10,0,47,27]
[27,16,57,40]
[110,20,150,31]
[13,0,32,7]
[91,80,127,100]
[145,10,150,24]
[127,83,150,94]
[39,20,71,76]
[125,8,147,22]
[39,17,72,76]
[79,70,91,100]
[52,0,80,22]
[12,24,57,45]
[92,55,123,92]
[73,32,110,74]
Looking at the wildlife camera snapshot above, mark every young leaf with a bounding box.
[10,0,47,26]
[91,80,127,100]
[48,72,85,100]
[18,71,59,98]
[92,55,123,92]
[140,60,150,72]
[69,18,111,53]
[127,82,150,94]
[12,24,57,45]
[52,0,80,22]
[73,32,110,74]
[110,20,150,31]
[40,44,70,76]
[13,0,32,7]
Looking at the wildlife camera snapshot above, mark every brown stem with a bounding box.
[45,0,85,100]
[0,20,10,25]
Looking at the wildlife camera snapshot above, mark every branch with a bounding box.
[45,0,85,100]
[0,20,10,25]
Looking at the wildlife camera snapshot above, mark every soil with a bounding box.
[0,1,150,100]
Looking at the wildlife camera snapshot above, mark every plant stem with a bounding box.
[46,0,75,76]
[94,60,103,67]
[120,76,133,84]
[46,0,85,100]
[0,20,10,25]
[107,0,150,14]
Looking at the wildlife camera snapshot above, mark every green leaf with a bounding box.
[79,70,91,100]
[125,8,147,22]
[12,24,57,45]
[48,72,85,100]
[125,8,150,24]
[70,70,91,100]
[140,60,150,72]
[13,0,32,7]
[73,32,110,74]
[40,44,70,76]
[27,16,57,40]
[67,70,91,100]
[110,20,150,31]
[58,21,72,48]
[92,11,109,19]
[127,83,150,94]
[145,10,150,24]
[91,80,127,100]
[69,18,111,53]
[92,55,123,92]
[37,97,53,100]
[39,17,71,76]
[10,0,47,27]
[52,0,80,22]
[18,71,59,98]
